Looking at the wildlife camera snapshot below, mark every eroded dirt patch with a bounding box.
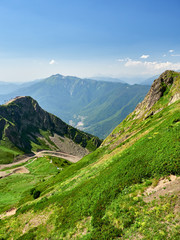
[22,213,50,234]
[144,175,180,202]
[0,208,17,219]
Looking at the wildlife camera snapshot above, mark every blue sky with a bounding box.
[0,0,180,82]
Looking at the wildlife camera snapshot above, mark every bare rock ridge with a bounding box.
[134,70,180,119]
[0,96,102,160]
[102,70,180,147]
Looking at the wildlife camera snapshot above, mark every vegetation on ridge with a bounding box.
[0,70,179,239]
[0,96,102,164]
[0,74,150,138]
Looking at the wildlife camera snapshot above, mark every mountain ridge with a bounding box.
[0,70,179,239]
[0,96,101,164]
[0,74,150,138]
[103,70,180,147]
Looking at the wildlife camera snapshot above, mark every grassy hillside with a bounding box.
[0,71,179,239]
[0,97,101,164]
[0,156,71,214]
[0,74,149,138]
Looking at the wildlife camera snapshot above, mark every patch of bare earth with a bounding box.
[0,208,17,219]
[13,167,29,174]
[50,133,89,157]
[22,211,51,234]
[144,175,180,202]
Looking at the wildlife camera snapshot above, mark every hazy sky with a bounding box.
[0,0,180,82]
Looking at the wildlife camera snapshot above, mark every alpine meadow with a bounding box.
[0,70,179,239]
[0,1,180,240]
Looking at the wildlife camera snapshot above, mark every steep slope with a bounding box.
[0,74,149,138]
[0,96,101,164]
[0,71,179,240]
[103,70,180,146]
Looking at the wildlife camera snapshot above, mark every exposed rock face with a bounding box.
[168,93,180,105]
[134,70,178,119]
[0,96,101,154]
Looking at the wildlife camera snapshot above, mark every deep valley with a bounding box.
[0,70,179,239]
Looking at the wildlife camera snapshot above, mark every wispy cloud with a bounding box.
[169,49,174,53]
[171,54,180,57]
[124,58,180,72]
[49,59,56,65]
[117,57,131,62]
[140,55,149,59]
[116,55,180,77]
[125,59,142,66]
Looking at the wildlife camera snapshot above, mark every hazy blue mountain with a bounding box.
[0,82,20,94]
[90,76,126,83]
[140,75,159,85]
[0,79,42,96]
[0,74,150,138]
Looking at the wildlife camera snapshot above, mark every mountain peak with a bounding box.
[102,70,180,147]
[0,96,101,163]
[134,70,180,119]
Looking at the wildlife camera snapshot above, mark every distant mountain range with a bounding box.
[0,74,150,138]
[139,75,159,85]
[90,76,126,83]
[1,70,179,239]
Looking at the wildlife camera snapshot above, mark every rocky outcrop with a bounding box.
[168,93,180,105]
[0,96,102,154]
[134,70,179,119]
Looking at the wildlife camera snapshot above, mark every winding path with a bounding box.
[0,150,81,171]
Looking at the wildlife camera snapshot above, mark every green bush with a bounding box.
[33,190,41,199]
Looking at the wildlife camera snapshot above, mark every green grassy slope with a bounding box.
[0,156,71,214]
[0,71,179,239]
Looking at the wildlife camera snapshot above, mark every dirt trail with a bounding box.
[3,96,25,106]
[0,150,81,171]
[0,166,30,178]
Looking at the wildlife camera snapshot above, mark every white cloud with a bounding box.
[124,58,180,73]
[117,57,131,62]
[171,54,180,57]
[76,121,84,127]
[163,54,166,57]
[125,59,142,66]
[117,58,125,62]
[169,49,174,53]
[140,55,150,59]
[49,59,56,65]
